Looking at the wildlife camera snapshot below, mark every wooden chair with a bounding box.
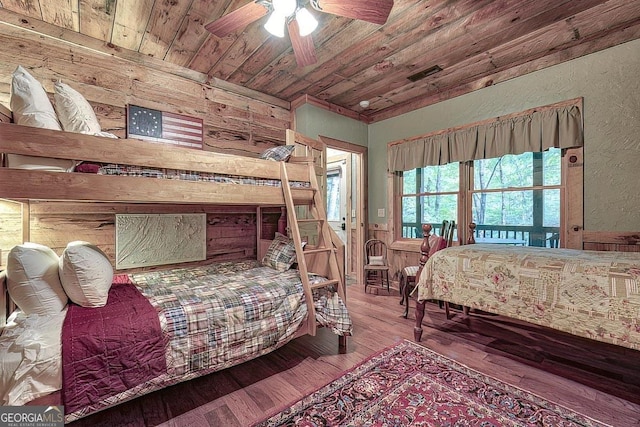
[400,220,455,318]
[364,239,390,293]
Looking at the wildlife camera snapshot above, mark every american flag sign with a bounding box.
[126,105,203,149]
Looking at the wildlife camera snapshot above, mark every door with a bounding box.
[326,153,350,267]
[319,136,366,287]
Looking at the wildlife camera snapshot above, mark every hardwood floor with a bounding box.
[71,284,640,427]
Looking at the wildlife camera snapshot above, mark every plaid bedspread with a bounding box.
[64,261,351,422]
[95,163,310,188]
[130,261,352,379]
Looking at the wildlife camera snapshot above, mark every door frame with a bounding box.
[319,135,367,287]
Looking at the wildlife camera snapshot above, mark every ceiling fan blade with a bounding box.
[205,1,269,38]
[288,19,317,67]
[312,0,393,25]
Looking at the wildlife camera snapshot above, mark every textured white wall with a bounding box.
[295,103,368,146]
[368,38,640,231]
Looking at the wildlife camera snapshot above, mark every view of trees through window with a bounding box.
[326,171,341,222]
[401,148,561,246]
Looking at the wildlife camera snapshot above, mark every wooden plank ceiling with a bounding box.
[1,0,639,123]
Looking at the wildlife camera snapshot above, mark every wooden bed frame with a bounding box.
[413,223,640,343]
[0,121,346,344]
[0,117,350,419]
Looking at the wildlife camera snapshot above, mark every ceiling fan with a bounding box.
[205,0,394,67]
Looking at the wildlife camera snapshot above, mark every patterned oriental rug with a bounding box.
[253,340,608,427]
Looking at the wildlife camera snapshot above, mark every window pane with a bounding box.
[543,148,561,186]
[400,195,458,238]
[543,189,560,227]
[403,169,417,194]
[472,190,533,226]
[472,189,560,247]
[422,163,459,193]
[326,172,340,221]
[402,196,417,223]
[474,153,533,190]
[421,195,458,224]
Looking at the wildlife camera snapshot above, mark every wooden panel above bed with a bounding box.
[0,123,308,181]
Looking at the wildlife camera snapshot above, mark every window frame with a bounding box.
[389,147,583,251]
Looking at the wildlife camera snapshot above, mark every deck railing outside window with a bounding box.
[402,223,560,247]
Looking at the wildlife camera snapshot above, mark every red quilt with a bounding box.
[62,275,166,414]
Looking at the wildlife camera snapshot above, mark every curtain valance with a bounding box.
[388,103,583,173]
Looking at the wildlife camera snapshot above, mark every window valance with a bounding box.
[388,101,583,173]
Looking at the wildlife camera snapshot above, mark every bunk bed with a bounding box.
[0,119,351,422]
[411,224,640,351]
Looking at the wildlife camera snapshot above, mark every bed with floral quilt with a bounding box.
[414,244,640,350]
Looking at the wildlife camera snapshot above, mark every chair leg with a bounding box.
[399,273,406,305]
[403,281,410,318]
[364,271,368,293]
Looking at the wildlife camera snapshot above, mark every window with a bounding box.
[400,163,459,238]
[470,148,561,247]
[399,148,563,247]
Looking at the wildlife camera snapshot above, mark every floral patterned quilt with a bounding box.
[416,245,640,350]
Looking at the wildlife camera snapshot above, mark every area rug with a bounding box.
[253,340,608,427]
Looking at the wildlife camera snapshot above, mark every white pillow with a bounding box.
[8,66,75,171]
[54,81,101,134]
[59,241,113,307]
[6,243,68,315]
[10,66,61,130]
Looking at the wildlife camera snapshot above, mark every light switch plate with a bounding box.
[377,208,385,217]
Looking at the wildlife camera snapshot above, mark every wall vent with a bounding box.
[407,65,442,82]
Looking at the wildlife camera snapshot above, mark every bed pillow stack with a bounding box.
[6,241,114,314]
[8,66,76,172]
[6,66,118,172]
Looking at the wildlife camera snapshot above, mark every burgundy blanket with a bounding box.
[62,275,166,414]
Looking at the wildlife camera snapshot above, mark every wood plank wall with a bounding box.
[583,230,640,252]
[0,21,292,268]
[0,20,291,157]
[0,202,282,271]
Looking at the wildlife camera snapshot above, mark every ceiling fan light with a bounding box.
[296,7,318,37]
[272,0,297,17]
[264,12,286,37]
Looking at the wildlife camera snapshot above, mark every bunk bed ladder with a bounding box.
[280,162,345,336]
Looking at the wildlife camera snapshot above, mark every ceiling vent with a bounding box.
[407,65,442,82]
